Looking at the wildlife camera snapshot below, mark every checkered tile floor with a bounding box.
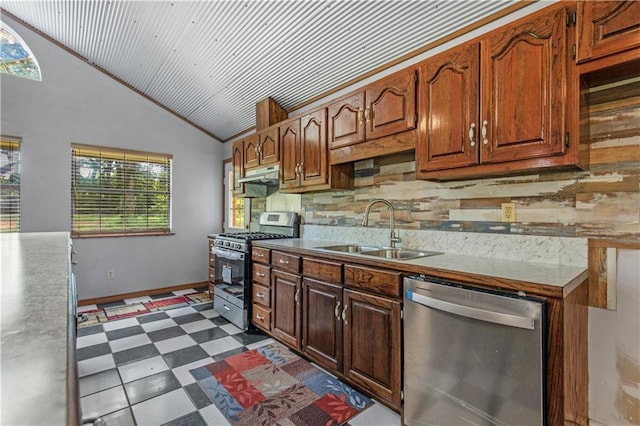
[77,290,400,425]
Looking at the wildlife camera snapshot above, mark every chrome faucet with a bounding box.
[362,199,401,248]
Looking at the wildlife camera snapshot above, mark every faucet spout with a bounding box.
[362,199,401,248]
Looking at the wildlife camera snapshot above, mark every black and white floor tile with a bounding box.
[77,291,400,425]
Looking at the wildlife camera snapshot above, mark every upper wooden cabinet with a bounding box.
[231,139,244,195]
[328,69,417,150]
[417,4,583,180]
[577,1,640,64]
[243,127,279,169]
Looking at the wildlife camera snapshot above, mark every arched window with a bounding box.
[0,22,41,81]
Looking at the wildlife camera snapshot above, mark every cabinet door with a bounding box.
[300,108,328,188]
[302,278,342,372]
[271,269,302,348]
[328,92,365,149]
[279,119,301,190]
[343,289,402,407]
[417,42,480,173]
[365,69,417,141]
[243,134,260,169]
[577,1,640,63]
[231,140,244,195]
[259,127,280,166]
[481,6,568,164]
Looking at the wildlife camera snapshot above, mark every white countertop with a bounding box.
[253,238,588,295]
[1,232,75,425]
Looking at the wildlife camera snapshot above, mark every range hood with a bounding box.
[238,164,280,185]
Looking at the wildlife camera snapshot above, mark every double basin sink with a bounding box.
[316,244,442,261]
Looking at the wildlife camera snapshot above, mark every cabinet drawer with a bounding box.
[209,253,215,268]
[344,264,402,298]
[252,304,271,330]
[303,257,342,284]
[208,267,215,284]
[252,284,271,308]
[253,263,271,286]
[252,247,270,263]
[271,251,301,274]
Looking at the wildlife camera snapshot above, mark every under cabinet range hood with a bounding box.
[238,164,280,185]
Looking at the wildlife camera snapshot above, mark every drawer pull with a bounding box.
[334,301,341,320]
[279,259,289,265]
[256,272,265,277]
[256,253,265,258]
[294,289,300,304]
[256,314,265,321]
[223,305,231,311]
[341,305,348,324]
[256,292,265,299]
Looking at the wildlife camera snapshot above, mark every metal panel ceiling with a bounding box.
[0,0,520,142]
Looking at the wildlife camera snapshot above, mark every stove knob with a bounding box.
[234,243,241,250]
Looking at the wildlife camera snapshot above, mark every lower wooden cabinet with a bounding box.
[271,269,302,348]
[343,289,402,407]
[302,278,343,372]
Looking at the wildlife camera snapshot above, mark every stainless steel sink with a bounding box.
[361,248,442,260]
[316,244,379,253]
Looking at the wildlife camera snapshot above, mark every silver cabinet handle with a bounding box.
[223,304,231,311]
[469,123,476,147]
[334,301,341,320]
[364,106,371,122]
[256,314,265,320]
[71,260,79,265]
[341,305,348,324]
[294,288,300,304]
[256,272,265,277]
[256,292,265,299]
[481,120,489,145]
[254,146,259,156]
[298,163,303,175]
[406,289,534,330]
[256,253,264,258]
[279,258,289,265]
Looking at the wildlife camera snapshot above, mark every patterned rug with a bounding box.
[77,291,212,327]
[190,341,372,425]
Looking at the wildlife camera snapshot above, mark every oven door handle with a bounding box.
[405,289,535,330]
[214,247,245,261]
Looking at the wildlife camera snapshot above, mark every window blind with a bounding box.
[0,137,20,233]
[71,144,172,236]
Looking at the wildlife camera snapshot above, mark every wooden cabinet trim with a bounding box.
[344,264,402,298]
[303,256,342,284]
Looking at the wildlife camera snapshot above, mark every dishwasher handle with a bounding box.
[405,289,535,330]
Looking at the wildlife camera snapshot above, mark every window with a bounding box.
[0,22,42,81]
[71,144,172,236]
[223,159,249,231]
[0,136,21,233]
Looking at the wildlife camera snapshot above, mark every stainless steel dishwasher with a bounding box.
[403,276,546,426]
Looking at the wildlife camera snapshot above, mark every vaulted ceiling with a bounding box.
[1,0,522,142]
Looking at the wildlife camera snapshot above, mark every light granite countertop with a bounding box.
[1,232,76,425]
[253,238,588,297]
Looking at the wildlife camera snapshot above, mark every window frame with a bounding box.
[71,143,173,238]
[223,158,249,232]
[0,135,21,233]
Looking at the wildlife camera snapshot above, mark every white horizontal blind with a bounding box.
[0,137,21,233]
[71,144,172,236]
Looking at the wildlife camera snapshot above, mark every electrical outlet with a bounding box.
[501,203,516,222]
[106,269,115,280]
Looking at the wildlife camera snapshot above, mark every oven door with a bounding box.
[213,247,248,308]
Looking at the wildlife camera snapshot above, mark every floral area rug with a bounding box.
[190,341,372,425]
[77,291,212,327]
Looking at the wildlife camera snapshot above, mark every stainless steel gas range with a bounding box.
[212,211,299,329]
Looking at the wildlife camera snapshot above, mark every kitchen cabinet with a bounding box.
[328,68,417,150]
[280,109,353,193]
[343,288,402,407]
[302,278,343,372]
[251,247,271,331]
[231,139,244,195]
[270,251,302,348]
[208,238,215,297]
[244,128,279,169]
[416,4,583,180]
[577,1,640,64]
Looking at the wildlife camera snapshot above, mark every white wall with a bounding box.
[1,14,226,300]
